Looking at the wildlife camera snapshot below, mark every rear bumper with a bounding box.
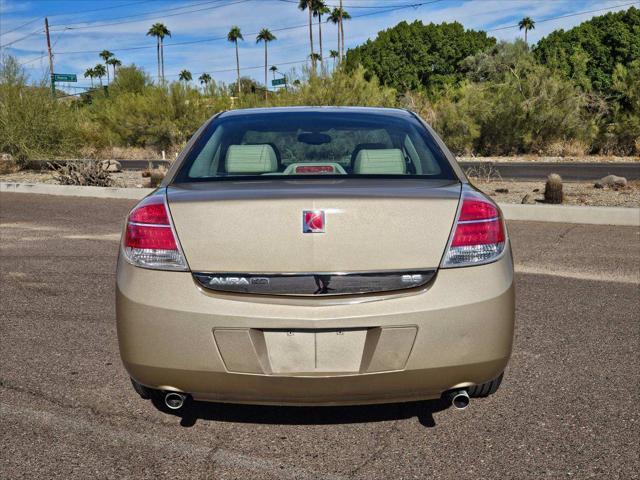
[116,250,515,406]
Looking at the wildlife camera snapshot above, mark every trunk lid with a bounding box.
[167,179,461,273]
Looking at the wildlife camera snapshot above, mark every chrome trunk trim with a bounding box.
[193,270,436,296]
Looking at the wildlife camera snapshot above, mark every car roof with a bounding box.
[218,106,414,119]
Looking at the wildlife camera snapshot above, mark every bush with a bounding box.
[49,160,113,187]
[0,56,83,165]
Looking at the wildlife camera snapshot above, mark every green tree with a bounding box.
[198,73,212,86]
[147,23,171,83]
[108,64,150,95]
[329,49,339,69]
[518,17,535,46]
[337,7,350,60]
[93,64,107,86]
[227,26,244,97]
[346,20,495,94]
[106,57,121,79]
[178,70,192,83]
[298,0,316,71]
[326,8,342,61]
[84,67,95,87]
[269,65,278,81]
[313,0,329,69]
[99,50,114,83]
[534,7,640,95]
[256,28,277,99]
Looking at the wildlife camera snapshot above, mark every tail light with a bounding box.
[122,194,188,271]
[442,188,506,267]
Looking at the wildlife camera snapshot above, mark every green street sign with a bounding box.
[271,77,286,86]
[52,73,77,82]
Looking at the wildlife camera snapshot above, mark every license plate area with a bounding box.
[263,329,367,374]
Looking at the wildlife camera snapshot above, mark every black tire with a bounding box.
[468,372,504,397]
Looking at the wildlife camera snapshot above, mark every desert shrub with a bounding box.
[268,66,396,107]
[49,160,113,186]
[0,56,82,165]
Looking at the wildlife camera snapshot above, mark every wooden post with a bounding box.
[45,18,55,98]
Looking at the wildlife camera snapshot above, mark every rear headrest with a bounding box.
[225,144,278,174]
[354,149,405,175]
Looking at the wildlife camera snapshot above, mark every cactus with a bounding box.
[544,173,563,204]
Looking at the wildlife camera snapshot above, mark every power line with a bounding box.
[0,28,44,49]
[486,1,640,32]
[0,1,156,38]
[0,17,42,38]
[50,0,445,55]
[49,0,248,31]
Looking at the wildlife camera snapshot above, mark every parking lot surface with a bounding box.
[1,192,638,479]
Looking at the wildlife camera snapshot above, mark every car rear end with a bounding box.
[116,107,514,407]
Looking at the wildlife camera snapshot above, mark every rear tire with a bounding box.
[468,372,504,397]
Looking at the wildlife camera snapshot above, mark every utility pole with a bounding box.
[44,17,55,98]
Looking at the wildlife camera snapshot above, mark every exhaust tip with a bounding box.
[164,392,187,410]
[444,389,470,410]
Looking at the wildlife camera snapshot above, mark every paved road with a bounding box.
[1,193,638,479]
[459,161,640,181]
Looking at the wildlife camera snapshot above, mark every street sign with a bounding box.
[51,73,77,82]
[272,77,286,86]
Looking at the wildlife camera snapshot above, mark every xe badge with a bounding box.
[303,210,325,233]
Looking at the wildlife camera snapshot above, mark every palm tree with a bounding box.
[256,28,276,99]
[327,8,342,61]
[199,73,211,86]
[84,67,95,87]
[147,23,171,83]
[312,1,329,70]
[269,65,278,81]
[227,26,244,97]
[106,57,121,79]
[93,64,106,86]
[338,7,350,59]
[518,17,535,46]
[178,70,192,83]
[298,0,315,71]
[99,50,113,83]
[329,49,339,70]
[309,52,322,68]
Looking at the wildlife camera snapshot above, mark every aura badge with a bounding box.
[303,210,325,233]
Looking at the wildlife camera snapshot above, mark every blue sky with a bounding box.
[1,0,637,91]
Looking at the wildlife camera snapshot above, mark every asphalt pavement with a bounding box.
[459,161,640,181]
[1,192,638,479]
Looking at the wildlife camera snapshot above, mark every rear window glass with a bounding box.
[174,110,456,182]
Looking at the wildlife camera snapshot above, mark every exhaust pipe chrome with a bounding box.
[164,392,187,410]
[445,389,470,410]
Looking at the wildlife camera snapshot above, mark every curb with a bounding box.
[498,203,639,226]
[0,182,154,200]
[1,182,638,226]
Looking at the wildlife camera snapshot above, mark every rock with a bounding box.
[544,173,563,204]
[521,194,536,204]
[0,152,18,174]
[495,188,509,193]
[100,159,122,173]
[594,174,627,189]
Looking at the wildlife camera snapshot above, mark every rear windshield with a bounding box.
[173,110,456,182]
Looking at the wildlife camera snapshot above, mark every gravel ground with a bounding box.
[472,178,640,208]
